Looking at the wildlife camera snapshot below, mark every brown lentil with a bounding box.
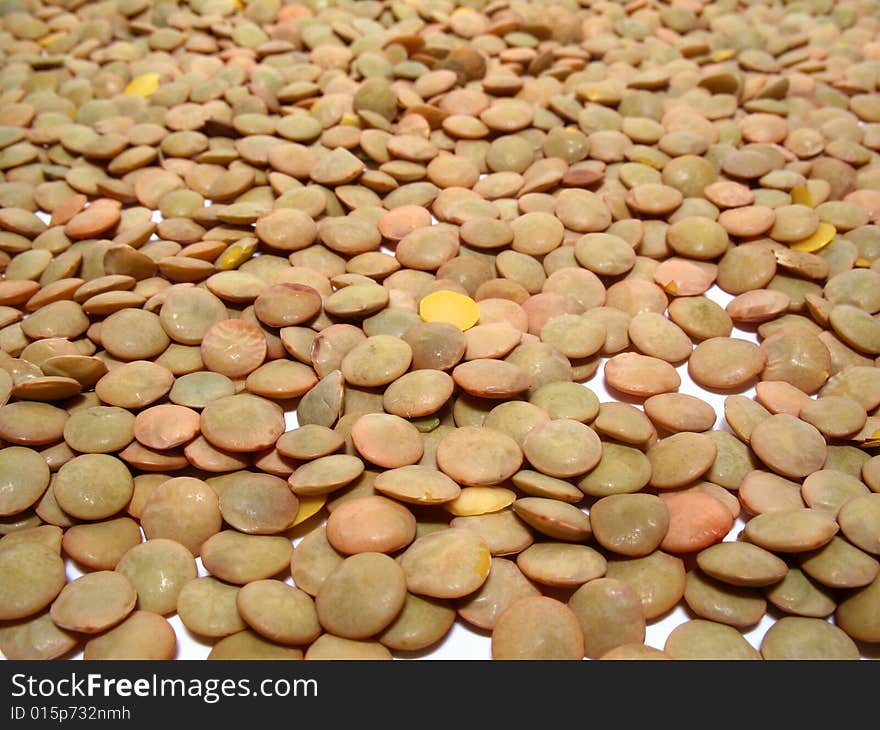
[0,0,876,665]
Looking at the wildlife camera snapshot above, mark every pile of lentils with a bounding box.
[0,0,879,661]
